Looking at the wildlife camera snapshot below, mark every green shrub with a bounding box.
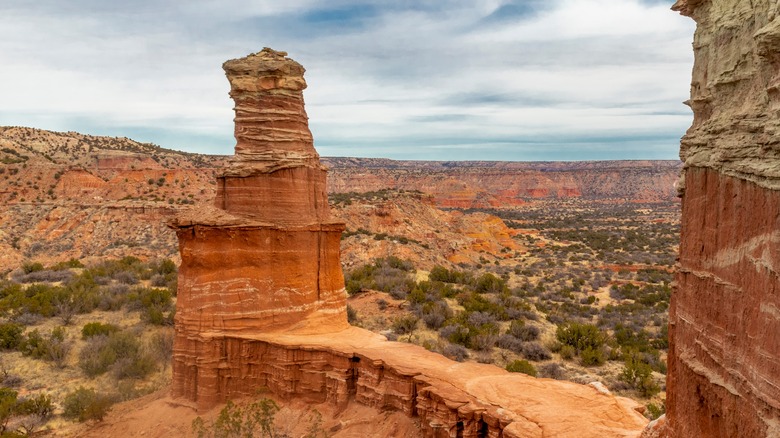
[646,402,665,420]
[508,320,540,342]
[78,331,156,379]
[580,347,606,366]
[392,315,419,335]
[505,360,537,377]
[81,322,120,339]
[620,352,660,397]
[0,324,23,350]
[0,387,18,434]
[193,399,280,438]
[559,345,575,360]
[21,262,43,275]
[474,273,507,294]
[555,322,605,355]
[19,327,72,367]
[62,387,112,422]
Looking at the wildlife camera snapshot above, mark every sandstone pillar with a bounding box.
[666,1,780,436]
[169,48,348,409]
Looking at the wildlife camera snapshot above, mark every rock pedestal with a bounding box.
[665,1,780,436]
[169,49,649,437]
[170,48,348,408]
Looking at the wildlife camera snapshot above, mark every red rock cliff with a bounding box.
[664,1,780,436]
[170,48,649,437]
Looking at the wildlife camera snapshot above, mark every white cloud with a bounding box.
[0,0,695,160]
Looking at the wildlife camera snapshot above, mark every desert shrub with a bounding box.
[496,334,524,354]
[505,360,537,377]
[192,398,280,438]
[3,283,64,317]
[613,323,653,353]
[344,257,416,297]
[113,355,156,380]
[539,362,566,380]
[470,332,498,351]
[440,343,468,362]
[620,352,660,397]
[392,315,419,335]
[580,347,607,366]
[428,265,470,284]
[474,273,507,294]
[131,287,174,325]
[507,320,540,342]
[0,324,23,350]
[97,283,129,311]
[522,342,552,361]
[346,305,358,324]
[49,258,84,270]
[12,269,73,284]
[19,328,72,368]
[149,330,174,370]
[113,271,138,285]
[9,312,42,326]
[78,337,116,377]
[81,322,120,339]
[476,352,494,364]
[78,331,155,379]
[646,402,665,420]
[459,292,508,320]
[13,393,53,435]
[62,387,112,422]
[559,344,575,360]
[0,387,18,434]
[20,262,43,275]
[555,322,605,355]
[150,275,167,287]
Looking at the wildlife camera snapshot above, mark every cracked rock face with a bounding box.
[666,1,780,437]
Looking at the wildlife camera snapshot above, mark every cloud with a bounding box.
[0,0,695,160]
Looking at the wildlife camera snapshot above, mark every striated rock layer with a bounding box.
[170,48,648,437]
[170,48,350,407]
[666,1,780,437]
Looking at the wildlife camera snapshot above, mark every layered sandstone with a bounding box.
[665,1,780,437]
[169,48,648,437]
[170,49,349,405]
[324,158,681,207]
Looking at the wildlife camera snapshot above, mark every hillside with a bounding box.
[324,157,681,208]
[0,126,679,271]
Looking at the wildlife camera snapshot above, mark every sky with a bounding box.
[0,1,696,161]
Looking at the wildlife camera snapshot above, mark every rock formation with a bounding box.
[169,48,648,437]
[664,1,780,436]
[324,158,681,208]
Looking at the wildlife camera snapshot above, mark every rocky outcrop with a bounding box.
[666,1,780,437]
[169,48,649,437]
[170,49,349,407]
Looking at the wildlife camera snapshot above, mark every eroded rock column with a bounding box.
[170,48,348,409]
[666,1,780,436]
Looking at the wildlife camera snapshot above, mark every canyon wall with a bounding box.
[169,48,649,437]
[666,1,780,436]
[325,158,680,208]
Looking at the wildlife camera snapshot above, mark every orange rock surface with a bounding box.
[666,1,780,436]
[169,48,648,437]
